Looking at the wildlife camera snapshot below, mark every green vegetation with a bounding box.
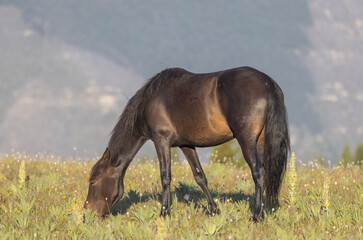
[171,148,181,164]
[354,143,363,165]
[0,152,362,239]
[339,142,363,166]
[210,139,246,168]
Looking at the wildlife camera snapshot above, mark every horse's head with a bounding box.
[84,148,123,218]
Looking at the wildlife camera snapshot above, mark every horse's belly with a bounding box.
[175,114,234,147]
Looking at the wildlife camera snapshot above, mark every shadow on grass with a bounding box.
[173,182,256,213]
[110,189,154,216]
[110,182,256,216]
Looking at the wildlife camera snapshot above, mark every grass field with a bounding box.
[0,152,362,239]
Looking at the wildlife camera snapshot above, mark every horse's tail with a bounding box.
[263,82,290,208]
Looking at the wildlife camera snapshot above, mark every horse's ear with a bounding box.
[101,148,111,165]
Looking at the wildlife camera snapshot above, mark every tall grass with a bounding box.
[285,152,297,207]
[0,152,362,239]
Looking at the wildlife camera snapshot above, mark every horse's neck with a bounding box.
[109,130,146,167]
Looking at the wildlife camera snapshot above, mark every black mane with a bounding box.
[107,68,188,160]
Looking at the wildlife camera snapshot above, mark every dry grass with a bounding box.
[0,152,362,239]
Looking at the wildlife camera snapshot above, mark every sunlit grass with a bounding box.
[0,152,362,239]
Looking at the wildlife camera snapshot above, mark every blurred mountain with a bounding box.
[297,0,363,161]
[0,1,362,162]
[0,5,144,156]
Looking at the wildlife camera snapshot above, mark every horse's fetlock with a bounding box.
[161,179,171,186]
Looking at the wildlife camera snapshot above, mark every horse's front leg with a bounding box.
[153,136,172,216]
[180,146,218,215]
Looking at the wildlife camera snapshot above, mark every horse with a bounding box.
[84,66,290,222]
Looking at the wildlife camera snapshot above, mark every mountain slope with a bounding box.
[0,6,144,156]
[3,0,315,128]
[0,1,362,161]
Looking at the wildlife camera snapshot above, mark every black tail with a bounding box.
[264,83,290,208]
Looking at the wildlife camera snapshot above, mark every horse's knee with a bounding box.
[195,174,207,186]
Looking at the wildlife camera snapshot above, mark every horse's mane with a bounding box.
[107,68,188,160]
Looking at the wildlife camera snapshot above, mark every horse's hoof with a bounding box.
[209,207,220,216]
[160,209,170,217]
[252,212,264,223]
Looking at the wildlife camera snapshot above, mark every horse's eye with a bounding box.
[90,181,96,186]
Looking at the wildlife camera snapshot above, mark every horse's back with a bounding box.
[144,68,233,146]
[144,67,275,147]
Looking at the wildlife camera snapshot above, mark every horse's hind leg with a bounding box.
[181,146,218,215]
[236,132,265,221]
[225,106,265,221]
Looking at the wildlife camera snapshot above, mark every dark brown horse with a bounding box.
[84,66,290,222]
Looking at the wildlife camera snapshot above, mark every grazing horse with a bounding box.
[84,66,290,221]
